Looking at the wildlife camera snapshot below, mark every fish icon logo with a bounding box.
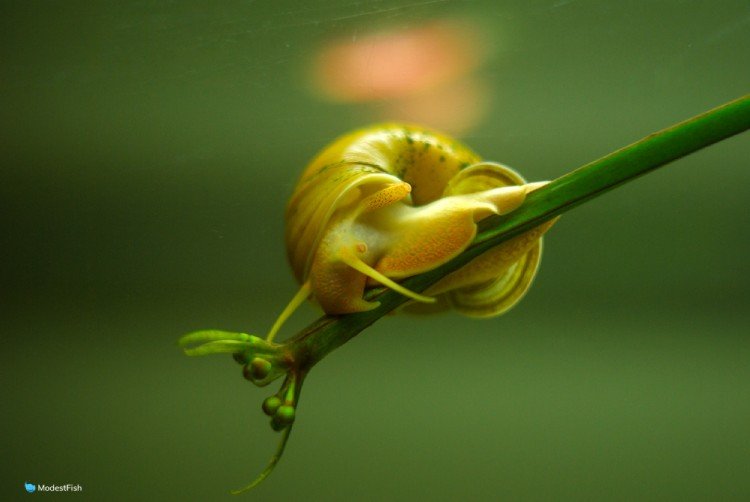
[25,482,36,493]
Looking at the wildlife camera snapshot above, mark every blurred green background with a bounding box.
[2,0,749,500]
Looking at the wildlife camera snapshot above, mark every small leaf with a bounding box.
[178,330,252,348]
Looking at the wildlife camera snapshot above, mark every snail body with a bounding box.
[268,124,554,340]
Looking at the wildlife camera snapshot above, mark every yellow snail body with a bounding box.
[267,124,555,341]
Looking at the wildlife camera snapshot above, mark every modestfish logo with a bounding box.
[25,482,36,493]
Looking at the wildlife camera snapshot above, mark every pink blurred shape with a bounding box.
[312,20,486,103]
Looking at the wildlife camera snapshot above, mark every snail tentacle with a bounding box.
[266,281,311,343]
[339,252,435,304]
[357,181,412,214]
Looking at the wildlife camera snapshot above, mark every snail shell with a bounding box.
[280,124,554,322]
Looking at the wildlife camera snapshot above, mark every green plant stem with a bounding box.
[286,94,750,370]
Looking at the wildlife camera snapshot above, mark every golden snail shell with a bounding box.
[269,124,554,340]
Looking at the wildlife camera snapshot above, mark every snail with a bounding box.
[181,123,558,492]
[266,124,556,341]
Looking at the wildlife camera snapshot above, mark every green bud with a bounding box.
[243,357,272,381]
[262,396,282,416]
[275,405,295,425]
[251,357,272,379]
[269,406,295,431]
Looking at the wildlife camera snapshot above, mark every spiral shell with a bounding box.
[283,124,554,319]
